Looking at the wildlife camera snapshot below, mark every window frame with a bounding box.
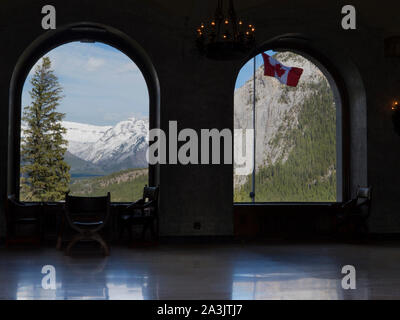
[8,23,160,204]
[233,43,350,205]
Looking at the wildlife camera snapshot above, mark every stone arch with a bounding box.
[8,22,161,197]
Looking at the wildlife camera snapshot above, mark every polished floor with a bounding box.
[0,241,400,299]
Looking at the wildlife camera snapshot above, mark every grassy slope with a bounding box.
[69,168,149,202]
[64,151,105,176]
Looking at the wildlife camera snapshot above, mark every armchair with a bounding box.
[62,192,111,256]
[119,185,159,243]
[336,186,372,235]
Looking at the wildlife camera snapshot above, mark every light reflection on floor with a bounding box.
[232,276,341,299]
[1,243,400,300]
[14,265,148,300]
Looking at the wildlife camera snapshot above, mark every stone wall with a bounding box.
[0,0,399,236]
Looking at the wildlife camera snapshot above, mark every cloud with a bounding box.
[116,62,140,74]
[22,42,149,126]
[86,57,105,71]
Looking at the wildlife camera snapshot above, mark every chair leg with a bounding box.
[56,218,65,250]
[119,221,127,241]
[119,224,124,240]
[141,222,150,240]
[128,222,133,242]
[56,235,63,250]
[34,220,41,246]
[93,233,110,256]
[65,234,84,256]
[150,221,156,241]
[156,217,160,240]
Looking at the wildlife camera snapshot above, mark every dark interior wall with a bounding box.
[0,0,399,237]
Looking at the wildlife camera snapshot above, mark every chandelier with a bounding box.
[196,0,256,60]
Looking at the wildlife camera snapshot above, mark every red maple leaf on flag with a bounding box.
[262,53,304,87]
[274,63,285,78]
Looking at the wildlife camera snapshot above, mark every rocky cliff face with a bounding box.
[234,52,330,187]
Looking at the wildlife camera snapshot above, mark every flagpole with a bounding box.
[252,55,256,203]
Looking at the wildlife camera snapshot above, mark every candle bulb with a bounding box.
[238,20,243,35]
[195,1,256,57]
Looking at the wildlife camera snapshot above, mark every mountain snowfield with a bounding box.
[66,118,149,172]
[22,117,149,174]
[63,121,112,156]
[66,118,149,167]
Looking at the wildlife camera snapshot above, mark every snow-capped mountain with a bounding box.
[21,117,149,174]
[63,121,112,156]
[65,118,149,172]
[72,118,149,171]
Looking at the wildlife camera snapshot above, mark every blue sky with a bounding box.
[22,42,149,126]
[235,50,275,89]
[22,44,272,126]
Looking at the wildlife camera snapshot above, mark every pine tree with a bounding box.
[20,57,70,202]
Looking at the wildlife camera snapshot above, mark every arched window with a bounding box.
[8,23,160,203]
[19,41,149,202]
[234,50,343,203]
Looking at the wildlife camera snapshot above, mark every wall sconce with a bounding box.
[392,100,400,136]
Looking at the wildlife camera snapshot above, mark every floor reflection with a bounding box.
[5,248,148,300]
[232,274,341,299]
[2,243,400,300]
[106,283,143,300]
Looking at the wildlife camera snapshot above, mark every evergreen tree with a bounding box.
[20,57,70,202]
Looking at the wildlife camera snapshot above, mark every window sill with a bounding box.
[234,202,341,207]
[19,201,134,206]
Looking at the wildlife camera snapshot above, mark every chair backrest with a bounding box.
[65,192,110,221]
[143,185,159,203]
[357,186,372,200]
[355,186,372,215]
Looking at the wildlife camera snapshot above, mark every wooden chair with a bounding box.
[119,185,159,243]
[62,192,111,256]
[336,186,373,235]
[5,195,43,246]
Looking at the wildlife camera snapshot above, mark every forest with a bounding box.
[234,78,337,202]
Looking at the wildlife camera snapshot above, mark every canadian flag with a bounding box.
[261,53,304,87]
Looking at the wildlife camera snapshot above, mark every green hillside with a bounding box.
[64,151,106,177]
[69,168,149,202]
[234,78,337,202]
